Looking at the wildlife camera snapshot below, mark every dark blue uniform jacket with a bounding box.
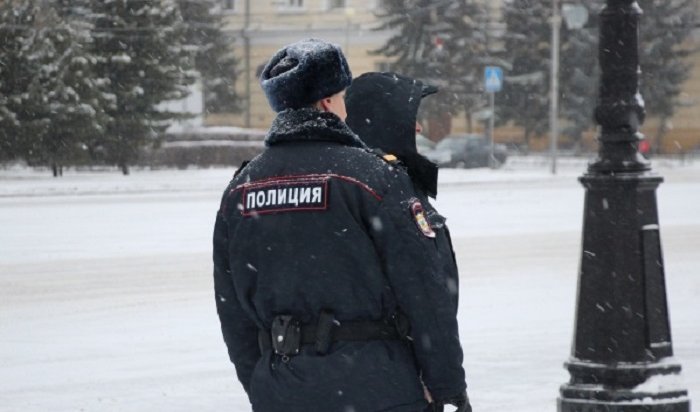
[213,108,466,412]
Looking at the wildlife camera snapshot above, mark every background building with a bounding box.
[659,25,700,154]
[209,0,398,129]
[212,0,699,154]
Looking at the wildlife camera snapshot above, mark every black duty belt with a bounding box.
[258,310,410,357]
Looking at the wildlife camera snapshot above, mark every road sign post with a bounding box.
[484,66,503,169]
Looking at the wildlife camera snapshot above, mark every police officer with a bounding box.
[345,72,461,314]
[213,39,468,412]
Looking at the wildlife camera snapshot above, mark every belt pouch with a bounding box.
[314,310,336,355]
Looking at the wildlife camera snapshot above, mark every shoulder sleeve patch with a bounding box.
[410,198,436,238]
[241,176,329,216]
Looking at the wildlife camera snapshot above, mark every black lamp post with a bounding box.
[558,1,691,411]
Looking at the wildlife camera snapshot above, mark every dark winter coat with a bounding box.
[213,107,466,412]
[346,72,460,310]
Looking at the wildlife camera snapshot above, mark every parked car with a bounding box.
[424,134,508,168]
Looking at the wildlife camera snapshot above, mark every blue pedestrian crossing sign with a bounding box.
[485,66,503,93]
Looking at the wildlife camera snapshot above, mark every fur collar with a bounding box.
[265,108,367,149]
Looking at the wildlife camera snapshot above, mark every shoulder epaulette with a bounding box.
[369,148,400,166]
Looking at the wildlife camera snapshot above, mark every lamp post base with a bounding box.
[558,396,690,412]
[559,358,690,412]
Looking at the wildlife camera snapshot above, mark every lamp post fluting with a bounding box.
[558,1,691,411]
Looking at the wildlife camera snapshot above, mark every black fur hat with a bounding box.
[260,39,352,113]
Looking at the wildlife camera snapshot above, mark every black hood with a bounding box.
[345,72,439,198]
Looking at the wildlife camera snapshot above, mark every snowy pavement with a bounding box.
[1,158,698,411]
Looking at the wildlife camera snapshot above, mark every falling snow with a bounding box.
[1,158,699,412]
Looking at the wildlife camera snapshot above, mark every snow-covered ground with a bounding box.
[1,157,698,412]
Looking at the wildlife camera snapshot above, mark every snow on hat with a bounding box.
[260,39,352,112]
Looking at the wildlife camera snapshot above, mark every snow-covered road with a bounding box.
[1,159,698,411]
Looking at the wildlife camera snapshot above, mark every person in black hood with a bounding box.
[346,72,467,411]
[213,41,468,412]
[345,72,440,198]
[346,71,461,302]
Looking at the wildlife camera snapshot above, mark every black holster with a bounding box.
[269,315,301,356]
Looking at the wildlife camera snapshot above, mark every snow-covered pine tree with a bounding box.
[559,1,600,152]
[0,1,36,162]
[498,0,551,151]
[178,0,240,114]
[637,0,697,153]
[21,0,110,176]
[91,0,195,175]
[499,0,599,152]
[559,0,693,153]
[444,1,492,134]
[374,0,432,80]
[374,0,445,131]
[374,0,491,139]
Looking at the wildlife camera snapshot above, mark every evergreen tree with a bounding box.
[178,0,240,114]
[0,1,36,162]
[374,0,491,139]
[444,1,494,134]
[559,1,600,151]
[557,0,694,153]
[637,0,697,153]
[91,0,195,175]
[498,0,551,150]
[500,0,696,153]
[21,0,110,176]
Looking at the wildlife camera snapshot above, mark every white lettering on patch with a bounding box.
[241,176,329,216]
